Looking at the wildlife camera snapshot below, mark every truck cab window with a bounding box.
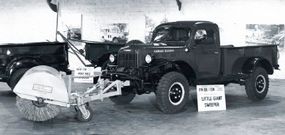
[152,27,190,46]
[167,28,190,42]
[194,29,215,45]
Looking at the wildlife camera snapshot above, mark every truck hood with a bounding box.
[119,44,152,51]
[119,43,179,52]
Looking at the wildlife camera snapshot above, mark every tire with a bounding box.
[112,37,119,43]
[77,103,93,122]
[109,87,135,105]
[8,68,28,90]
[126,40,144,46]
[156,71,189,113]
[245,67,269,101]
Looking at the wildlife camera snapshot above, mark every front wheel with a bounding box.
[109,87,136,105]
[245,67,269,101]
[155,71,189,113]
[77,103,94,122]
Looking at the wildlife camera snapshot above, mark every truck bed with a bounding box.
[221,45,279,76]
[0,42,69,81]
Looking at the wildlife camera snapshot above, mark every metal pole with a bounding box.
[81,14,83,40]
[55,2,60,41]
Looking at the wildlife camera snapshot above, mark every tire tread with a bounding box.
[156,71,189,113]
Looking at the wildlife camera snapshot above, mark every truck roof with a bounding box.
[157,21,218,29]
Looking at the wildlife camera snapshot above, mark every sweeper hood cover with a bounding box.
[13,65,69,107]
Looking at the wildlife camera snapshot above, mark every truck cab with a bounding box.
[150,21,222,79]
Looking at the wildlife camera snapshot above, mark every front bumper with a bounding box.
[102,69,141,81]
[102,65,149,94]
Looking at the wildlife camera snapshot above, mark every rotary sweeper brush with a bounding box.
[14,65,130,122]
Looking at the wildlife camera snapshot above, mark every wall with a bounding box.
[60,0,285,45]
[0,0,284,78]
[1,0,285,44]
[0,0,57,43]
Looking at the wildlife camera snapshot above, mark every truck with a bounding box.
[100,24,128,43]
[0,35,125,90]
[0,42,69,89]
[104,21,279,113]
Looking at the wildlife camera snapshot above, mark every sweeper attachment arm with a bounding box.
[13,65,130,122]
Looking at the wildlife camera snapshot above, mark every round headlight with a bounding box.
[109,54,115,63]
[145,54,152,64]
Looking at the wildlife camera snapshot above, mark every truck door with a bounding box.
[192,28,220,79]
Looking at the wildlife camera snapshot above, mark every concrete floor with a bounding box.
[0,79,285,135]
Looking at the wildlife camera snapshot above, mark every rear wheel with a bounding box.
[245,67,269,101]
[8,68,28,90]
[109,87,135,105]
[156,71,189,113]
[126,40,144,45]
[112,37,119,43]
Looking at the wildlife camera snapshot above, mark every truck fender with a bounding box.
[242,57,273,74]
[173,61,197,81]
[147,59,197,81]
[6,58,41,77]
[97,53,113,67]
[147,59,176,73]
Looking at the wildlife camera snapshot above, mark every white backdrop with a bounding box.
[0,0,284,78]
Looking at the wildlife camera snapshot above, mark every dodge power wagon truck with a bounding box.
[0,42,69,89]
[104,21,279,113]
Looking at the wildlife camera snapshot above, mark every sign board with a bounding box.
[197,85,226,112]
[74,67,95,83]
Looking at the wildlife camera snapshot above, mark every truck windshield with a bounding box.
[152,26,190,46]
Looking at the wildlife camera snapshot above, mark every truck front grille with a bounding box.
[117,53,137,68]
